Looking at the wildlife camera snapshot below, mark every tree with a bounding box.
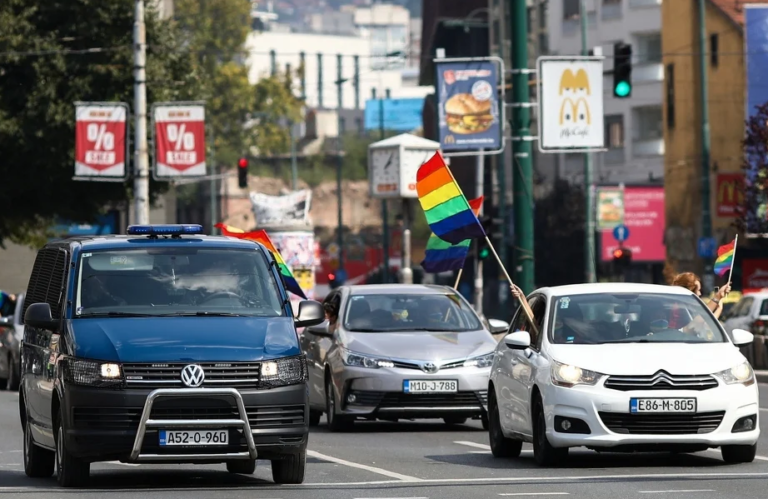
[737,102,768,235]
[0,0,198,246]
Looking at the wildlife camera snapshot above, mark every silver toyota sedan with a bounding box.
[300,284,508,431]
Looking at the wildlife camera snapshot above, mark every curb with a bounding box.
[756,371,768,384]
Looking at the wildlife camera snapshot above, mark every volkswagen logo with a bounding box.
[421,362,439,374]
[180,364,205,388]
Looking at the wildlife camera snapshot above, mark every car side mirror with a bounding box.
[24,303,58,331]
[294,300,325,328]
[488,319,509,334]
[732,328,754,346]
[503,331,531,350]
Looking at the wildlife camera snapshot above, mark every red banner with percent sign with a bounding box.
[74,103,128,179]
[153,104,206,177]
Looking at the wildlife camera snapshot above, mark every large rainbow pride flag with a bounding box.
[420,196,484,273]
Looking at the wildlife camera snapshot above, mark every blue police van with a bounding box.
[18,224,324,487]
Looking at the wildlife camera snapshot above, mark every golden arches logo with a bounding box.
[559,68,590,95]
[559,97,591,125]
[718,178,744,205]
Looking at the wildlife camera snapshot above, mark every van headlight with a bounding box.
[340,348,394,368]
[463,352,494,368]
[62,358,124,388]
[550,360,602,388]
[715,361,754,386]
[260,355,308,387]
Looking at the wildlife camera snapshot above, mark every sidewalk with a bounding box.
[756,370,768,384]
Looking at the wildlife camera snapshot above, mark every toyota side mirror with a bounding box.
[24,303,58,331]
[294,300,325,328]
[503,331,531,350]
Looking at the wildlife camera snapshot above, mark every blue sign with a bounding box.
[697,237,717,259]
[613,224,630,242]
[436,61,501,151]
[364,97,425,132]
[335,269,348,284]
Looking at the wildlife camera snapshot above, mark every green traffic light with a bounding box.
[479,248,490,259]
[615,81,631,97]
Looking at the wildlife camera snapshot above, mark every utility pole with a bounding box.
[581,0,596,283]
[133,0,150,225]
[510,0,534,293]
[290,120,298,190]
[698,0,713,289]
[317,53,323,108]
[353,55,360,110]
[497,3,509,310]
[380,96,389,283]
[475,151,484,315]
[336,55,344,272]
[209,128,217,233]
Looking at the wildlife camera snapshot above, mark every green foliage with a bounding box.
[250,71,304,156]
[0,0,198,246]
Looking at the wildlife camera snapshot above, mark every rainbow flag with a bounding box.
[215,224,307,299]
[421,196,484,273]
[416,153,486,244]
[714,239,736,277]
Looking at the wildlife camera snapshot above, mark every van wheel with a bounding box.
[55,408,90,487]
[722,444,757,464]
[271,444,306,484]
[23,418,54,478]
[226,459,256,474]
[309,410,322,427]
[488,391,522,458]
[532,397,568,467]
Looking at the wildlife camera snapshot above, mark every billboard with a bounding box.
[74,103,128,180]
[152,103,206,178]
[250,190,312,227]
[364,97,425,132]
[742,258,768,294]
[716,173,745,218]
[596,187,624,230]
[435,60,502,152]
[600,186,665,262]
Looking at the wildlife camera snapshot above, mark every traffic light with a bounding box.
[328,273,340,289]
[478,215,494,260]
[238,157,248,189]
[612,247,633,268]
[613,42,632,98]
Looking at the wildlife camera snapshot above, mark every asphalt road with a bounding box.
[2,387,768,498]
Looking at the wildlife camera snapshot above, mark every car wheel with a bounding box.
[721,444,757,464]
[309,409,322,427]
[23,417,54,478]
[443,416,467,425]
[55,408,90,487]
[488,392,522,458]
[325,377,352,432]
[532,397,568,467]
[271,444,307,484]
[226,459,256,474]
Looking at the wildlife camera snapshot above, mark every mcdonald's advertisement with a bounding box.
[716,173,745,218]
[538,58,604,150]
[436,61,501,151]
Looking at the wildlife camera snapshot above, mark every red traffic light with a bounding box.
[238,157,248,168]
[613,248,625,259]
[328,273,336,281]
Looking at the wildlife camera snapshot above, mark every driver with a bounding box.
[81,276,126,308]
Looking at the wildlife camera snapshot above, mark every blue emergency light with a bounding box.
[127,224,204,236]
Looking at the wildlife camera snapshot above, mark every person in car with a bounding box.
[0,290,16,317]
[671,272,731,321]
[81,276,126,309]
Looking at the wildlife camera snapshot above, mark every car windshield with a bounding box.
[548,292,727,344]
[74,248,285,317]
[343,293,482,332]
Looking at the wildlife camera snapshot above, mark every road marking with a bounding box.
[760,408,768,412]
[454,440,491,450]
[0,450,21,454]
[639,492,712,495]
[307,450,422,482]
[499,494,569,497]
[704,449,768,461]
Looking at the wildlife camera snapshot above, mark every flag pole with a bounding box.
[727,234,738,285]
[453,268,463,290]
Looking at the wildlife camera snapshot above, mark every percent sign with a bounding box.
[166,124,195,151]
[86,124,115,151]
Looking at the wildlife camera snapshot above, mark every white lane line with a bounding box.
[454,440,491,450]
[0,450,21,454]
[499,494,569,497]
[704,449,768,461]
[640,492,713,495]
[307,450,422,482]
[760,408,768,412]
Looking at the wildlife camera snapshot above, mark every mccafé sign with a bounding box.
[716,173,745,217]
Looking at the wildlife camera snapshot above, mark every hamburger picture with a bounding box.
[444,93,494,135]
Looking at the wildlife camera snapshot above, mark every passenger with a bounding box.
[0,290,16,317]
[671,272,730,321]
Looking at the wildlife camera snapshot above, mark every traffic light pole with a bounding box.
[510,0,535,294]
[581,0,597,284]
[475,150,484,315]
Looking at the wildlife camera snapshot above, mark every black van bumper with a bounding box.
[62,382,309,463]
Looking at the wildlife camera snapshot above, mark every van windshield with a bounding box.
[74,248,285,318]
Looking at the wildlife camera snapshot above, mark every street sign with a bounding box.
[74,102,129,181]
[153,103,206,178]
[537,56,605,153]
[613,224,630,242]
[698,237,717,258]
[335,268,348,283]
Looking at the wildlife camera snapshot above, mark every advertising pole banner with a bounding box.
[152,103,206,178]
[716,173,745,218]
[250,190,312,227]
[600,186,666,262]
[74,102,129,181]
[596,187,625,230]
[436,60,502,154]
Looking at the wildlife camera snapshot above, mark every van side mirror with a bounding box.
[24,303,58,331]
[294,300,325,328]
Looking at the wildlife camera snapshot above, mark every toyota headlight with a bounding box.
[715,361,755,386]
[340,348,394,369]
[463,352,495,368]
[260,355,308,387]
[550,360,602,388]
[62,358,124,388]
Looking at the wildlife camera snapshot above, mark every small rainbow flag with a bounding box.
[714,238,736,277]
[421,196,484,273]
[416,153,486,244]
[216,223,307,299]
